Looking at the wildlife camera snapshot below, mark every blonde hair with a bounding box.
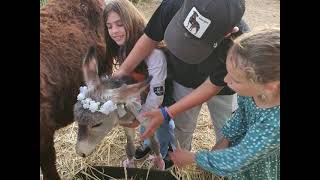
[229,28,280,84]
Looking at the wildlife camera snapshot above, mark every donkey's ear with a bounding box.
[82,45,100,87]
[115,76,153,99]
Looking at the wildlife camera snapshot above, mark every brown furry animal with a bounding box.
[40,0,112,179]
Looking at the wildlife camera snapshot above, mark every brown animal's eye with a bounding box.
[92,122,102,128]
[80,3,86,8]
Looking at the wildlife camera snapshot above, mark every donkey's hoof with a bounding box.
[123,158,135,168]
[148,155,165,170]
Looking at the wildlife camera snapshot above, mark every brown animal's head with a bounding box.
[74,46,152,157]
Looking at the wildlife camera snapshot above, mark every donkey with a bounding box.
[73,46,165,170]
[40,0,111,179]
[188,11,200,34]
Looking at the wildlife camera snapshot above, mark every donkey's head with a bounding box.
[74,45,151,157]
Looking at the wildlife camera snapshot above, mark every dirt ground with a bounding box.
[243,0,280,29]
[136,0,280,29]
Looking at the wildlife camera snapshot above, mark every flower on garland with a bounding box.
[77,86,118,115]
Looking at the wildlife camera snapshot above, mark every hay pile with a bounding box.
[54,104,224,179]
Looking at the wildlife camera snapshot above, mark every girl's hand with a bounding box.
[140,109,164,140]
[211,137,229,151]
[169,149,196,168]
[112,68,130,78]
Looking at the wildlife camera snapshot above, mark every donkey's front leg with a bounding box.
[149,134,161,156]
[149,134,165,170]
[123,127,136,168]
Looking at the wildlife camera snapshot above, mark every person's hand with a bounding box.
[224,26,239,37]
[119,118,140,128]
[112,68,130,78]
[140,109,164,140]
[169,149,196,168]
[211,137,229,151]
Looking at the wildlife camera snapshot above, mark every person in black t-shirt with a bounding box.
[114,0,249,152]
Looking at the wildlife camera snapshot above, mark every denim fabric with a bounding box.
[140,119,176,157]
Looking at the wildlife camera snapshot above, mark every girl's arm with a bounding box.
[195,112,280,176]
[168,78,222,118]
[169,137,230,168]
[141,78,222,139]
[139,49,167,116]
[119,50,166,128]
[114,34,158,77]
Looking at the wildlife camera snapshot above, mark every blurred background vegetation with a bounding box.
[40,0,48,7]
[40,0,147,8]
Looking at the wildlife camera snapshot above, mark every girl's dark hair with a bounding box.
[103,0,166,75]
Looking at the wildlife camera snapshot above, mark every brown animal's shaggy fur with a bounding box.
[40,0,112,179]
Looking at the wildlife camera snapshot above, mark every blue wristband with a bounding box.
[160,107,170,123]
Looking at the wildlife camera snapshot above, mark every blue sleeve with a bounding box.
[221,96,247,141]
[195,110,280,176]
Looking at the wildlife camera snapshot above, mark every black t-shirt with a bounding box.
[145,0,250,95]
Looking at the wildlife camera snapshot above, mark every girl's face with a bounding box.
[224,54,263,97]
[106,11,126,46]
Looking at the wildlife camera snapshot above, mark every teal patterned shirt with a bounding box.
[195,96,280,180]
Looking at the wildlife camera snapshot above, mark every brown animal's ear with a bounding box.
[115,76,153,99]
[82,45,100,88]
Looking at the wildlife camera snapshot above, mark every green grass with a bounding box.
[40,0,48,7]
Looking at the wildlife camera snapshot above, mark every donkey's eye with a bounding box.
[92,122,102,128]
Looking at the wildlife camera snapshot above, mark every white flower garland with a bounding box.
[77,86,117,115]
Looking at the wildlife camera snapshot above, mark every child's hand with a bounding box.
[140,109,164,140]
[211,137,229,151]
[112,68,130,78]
[169,149,196,168]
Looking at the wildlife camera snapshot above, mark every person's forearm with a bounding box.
[119,34,158,74]
[168,79,222,118]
